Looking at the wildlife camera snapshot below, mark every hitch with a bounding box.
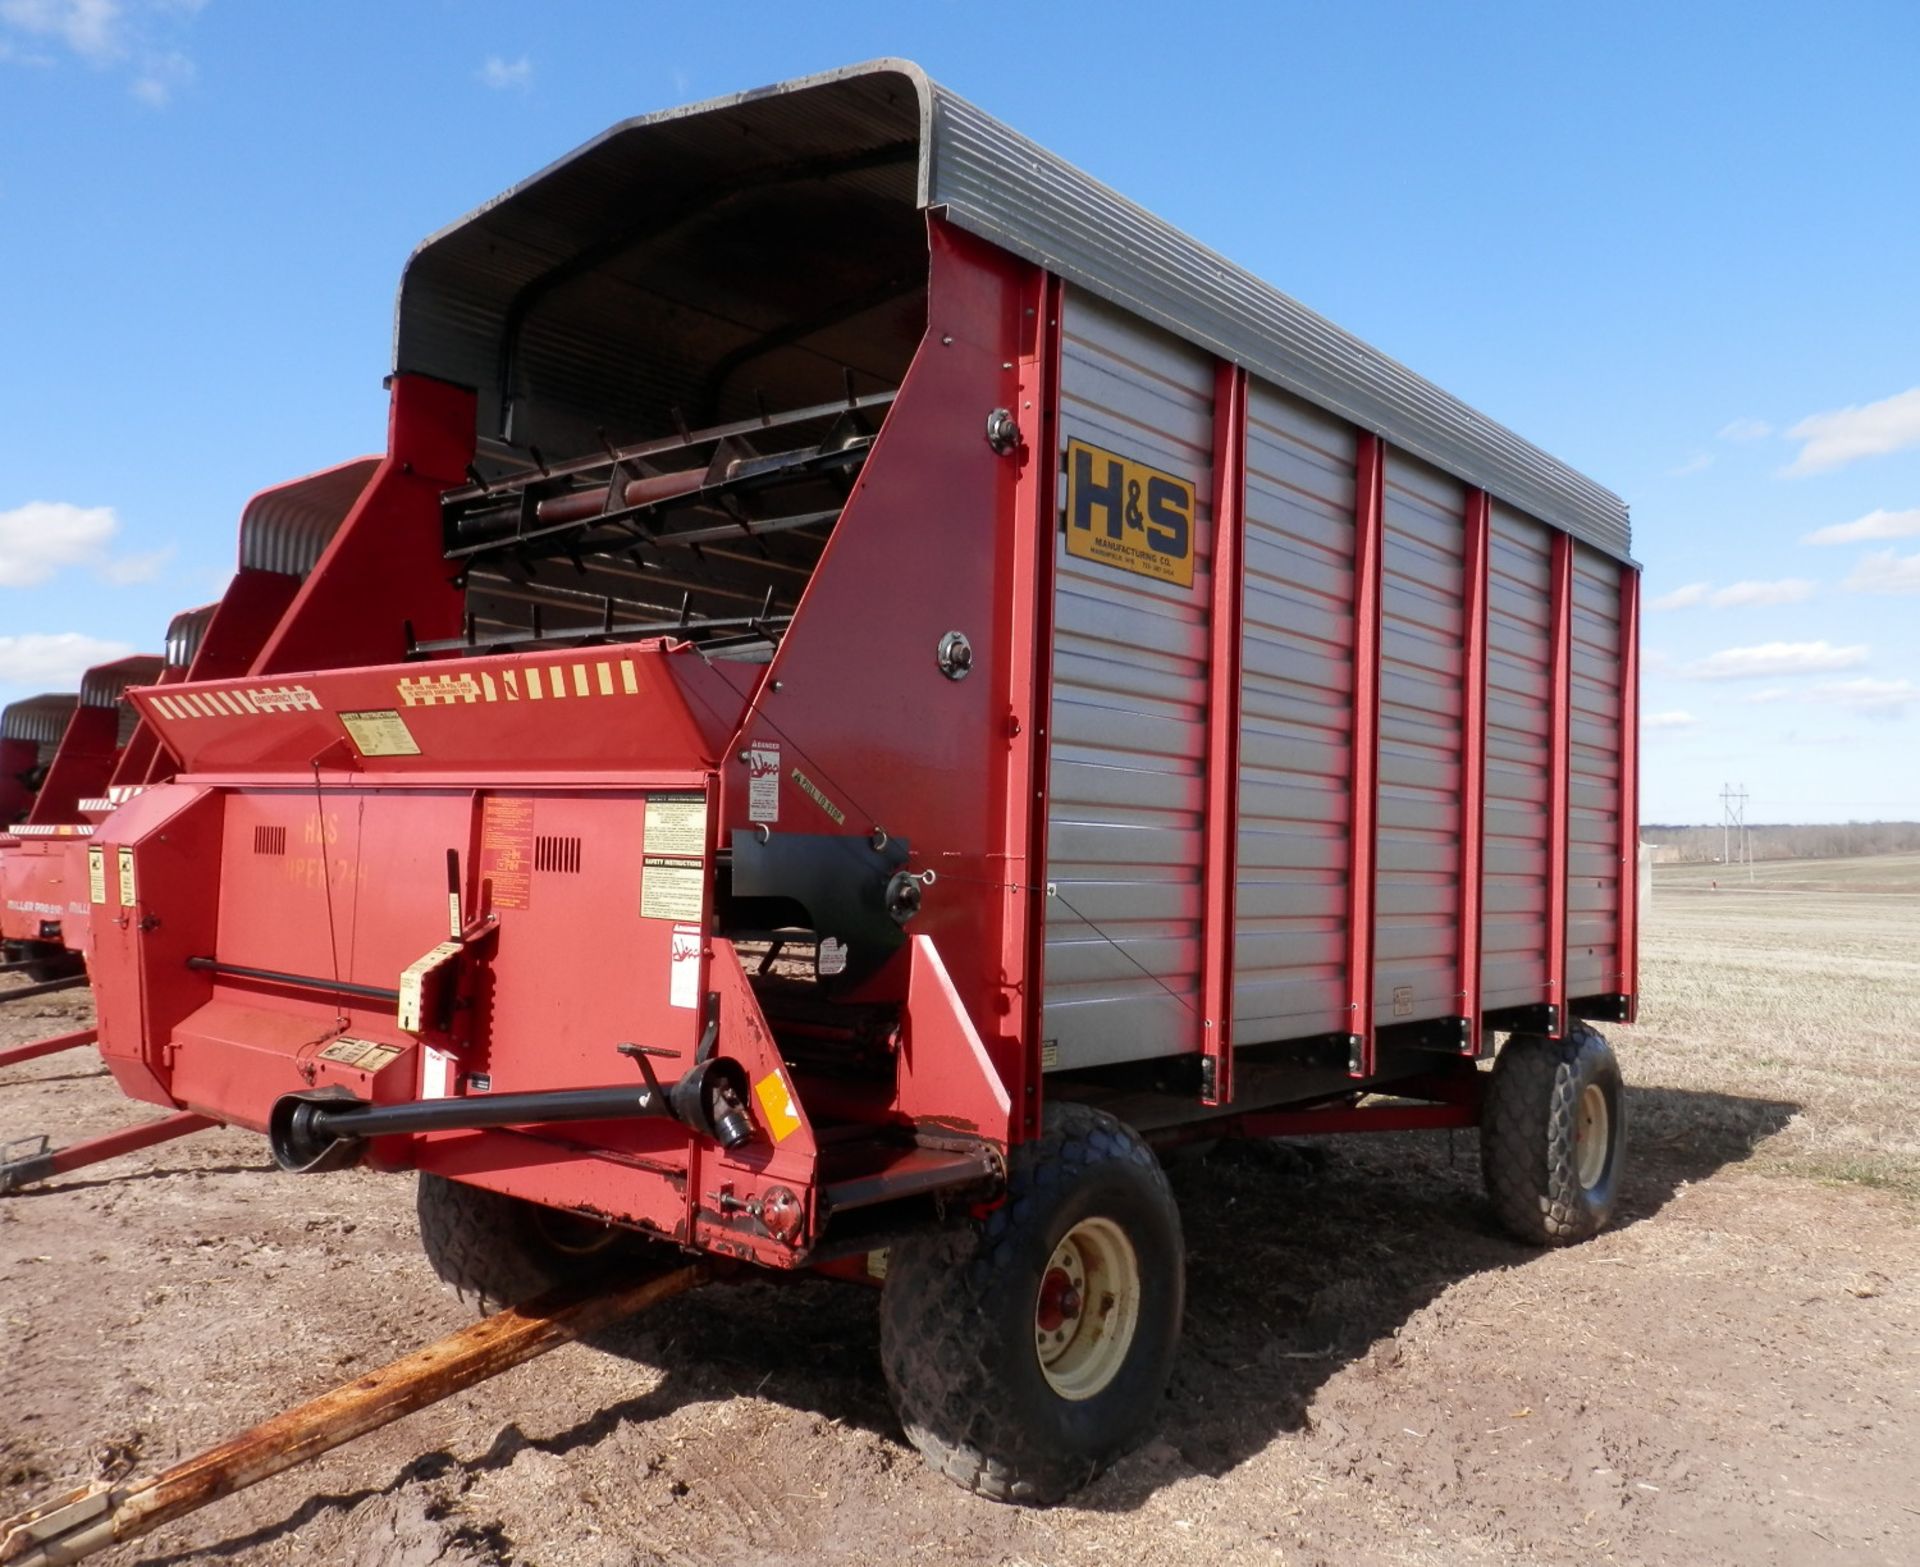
[0,1265,708,1567]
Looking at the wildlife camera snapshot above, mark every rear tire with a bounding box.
[1481,1024,1625,1245]
[416,1172,659,1314]
[878,1103,1184,1505]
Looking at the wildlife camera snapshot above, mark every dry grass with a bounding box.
[1624,851,1920,1198]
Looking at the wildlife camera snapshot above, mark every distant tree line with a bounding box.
[1642,821,1920,863]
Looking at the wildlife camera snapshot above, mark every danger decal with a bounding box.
[1062,437,1196,588]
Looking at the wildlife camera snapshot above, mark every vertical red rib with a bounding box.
[1200,363,1248,1104]
[1545,532,1574,1038]
[1616,561,1641,1018]
[1457,491,1491,1054]
[1345,434,1386,1075]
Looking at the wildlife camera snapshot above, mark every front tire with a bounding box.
[416,1172,659,1314]
[1481,1024,1626,1245]
[879,1103,1184,1505]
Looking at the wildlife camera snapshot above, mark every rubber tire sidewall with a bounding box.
[1481,1025,1626,1246]
[879,1103,1184,1505]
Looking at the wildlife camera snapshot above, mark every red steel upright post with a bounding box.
[1012,274,1065,1141]
[1616,563,1641,1018]
[1545,532,1575,1037]
[1457,491,1491,1053]
[1345,434,1386,1075]
[1199,363,1248,1104]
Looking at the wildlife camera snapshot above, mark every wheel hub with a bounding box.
[1033,1217,1142,1400]
[1574,1082,1610,1190]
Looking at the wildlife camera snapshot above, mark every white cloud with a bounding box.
[1803,506,1920,547]
[1813,677,1916,716]
[1842,549,1920,597]
[0,1,202,105]
[1669,452,1714,477]
[478,54,531,91]
[1649,582,1710,612]
[1717,417,1773,442]
[1784,386,1920,476]
[1649,579,1816,611]
[0,499,164,586]
[1641,710,1700,730]
[1684,640,1869,679]
[129,42,188,104]
[0,631,135,688]
[1708,578,1816,608]
[0,0,126,62]
[0,500,117,585]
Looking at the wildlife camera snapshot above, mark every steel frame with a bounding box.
[1344,434,1386,1075]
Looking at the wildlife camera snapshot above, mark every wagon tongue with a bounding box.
[128,640,751,776]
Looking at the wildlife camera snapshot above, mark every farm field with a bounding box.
[2,856,1916,1566]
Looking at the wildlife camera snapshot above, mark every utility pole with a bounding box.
[1720,783,1750,881]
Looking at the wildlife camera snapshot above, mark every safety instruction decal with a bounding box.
[1062,437,1196,588]
[117,846,137,907]
[754,1067,802,1143]
[479,795,534,911]
[88,844,107,905]
[641,856,704,922]
[747,742,780,823]
[669,924,702,1010]
[339,709,422,758]
[317,1037,404,1073]
[645,792,708,858]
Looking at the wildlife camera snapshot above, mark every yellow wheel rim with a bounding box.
[1033,1217,1141,1400]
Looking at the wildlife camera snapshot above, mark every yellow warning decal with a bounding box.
[789,767,845,826]
[88,845,107,905]
[117,846,137,907]
[1062,437,1196,588]
[753,1068,803,1143]
[339,709,422,758]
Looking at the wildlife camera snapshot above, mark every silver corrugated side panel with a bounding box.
[1567,543,1625,993]
[238,458,381,578]
[1373,451,1468,1024]
[395,60,1630,563]
[1043,293,1215,1071]
[1233,382,1357,1044]
[1481,503,1554,1011]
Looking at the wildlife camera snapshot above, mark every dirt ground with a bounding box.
[4,862,1918,1566]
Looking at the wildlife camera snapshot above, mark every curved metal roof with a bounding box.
[0,693,78,745]
[238,457,382,576]
[393,60,1630,560]
[166,603,219,668]
[79,656,165,710]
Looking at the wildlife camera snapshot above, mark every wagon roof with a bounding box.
[237,457,382,578]
[78,656,165,709]
[0,692,78,745]
[394,59,1630,562]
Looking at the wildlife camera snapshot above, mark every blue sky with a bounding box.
[2,1,1916,824]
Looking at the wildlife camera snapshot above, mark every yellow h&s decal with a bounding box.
[1063,438,1196,588]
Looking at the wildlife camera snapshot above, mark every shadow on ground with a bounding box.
[129,1084,1797,1560]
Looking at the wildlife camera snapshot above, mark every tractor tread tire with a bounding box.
[879,1103,1183,1506]
[416,1172,641,1315]
[1481,1024,1624,1246]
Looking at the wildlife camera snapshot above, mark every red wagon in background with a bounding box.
[79,62,1638,1503]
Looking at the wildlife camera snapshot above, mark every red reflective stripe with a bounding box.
[1617,563,1642,1009]
[1545,533,1574,1037]
[1458,491,1491,1053]
[1200,363,1248,1104]
[1346,434,1386,1074]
